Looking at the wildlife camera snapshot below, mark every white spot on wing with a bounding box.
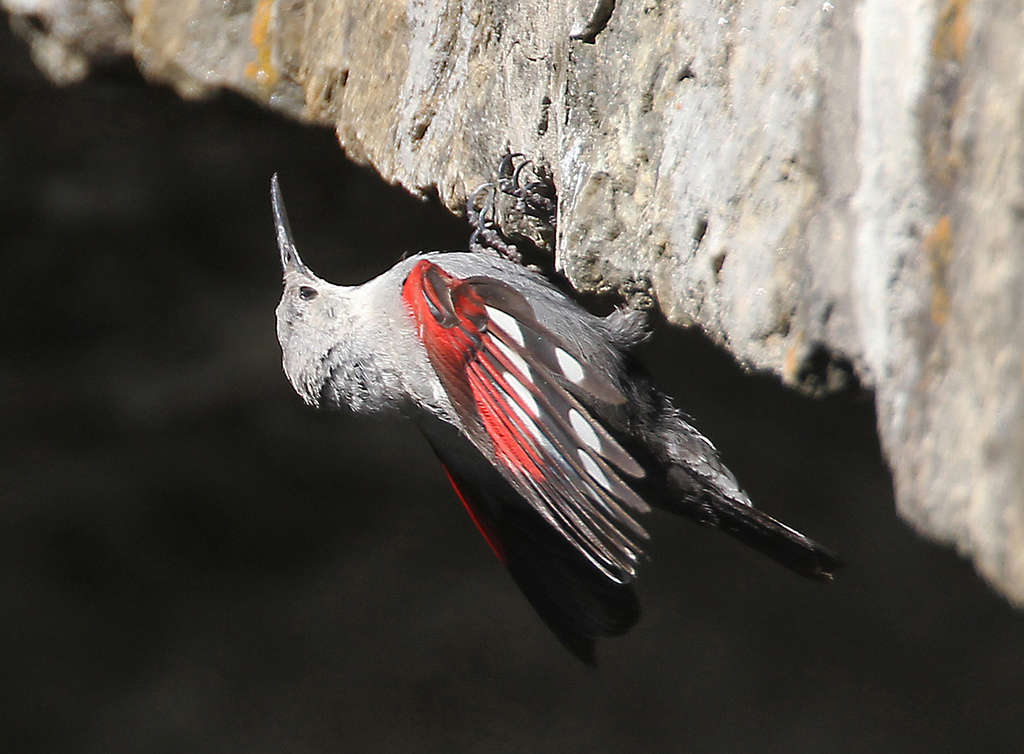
[506,385,546,447]
[555,347,585,383]
[486,306,524,346]
[568,408,601,452]
[491,336,531,379]
[578,450,612,491]
[505,371,539,417]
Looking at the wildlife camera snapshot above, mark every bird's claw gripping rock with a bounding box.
[467,151,557,263]
[499,151,556,230]
[468,179,522,264]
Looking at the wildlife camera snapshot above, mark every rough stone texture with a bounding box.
[5,0,1023,604]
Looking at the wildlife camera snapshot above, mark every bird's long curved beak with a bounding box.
[271,173,309,276]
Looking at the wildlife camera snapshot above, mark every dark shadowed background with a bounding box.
[2,24,1021,754]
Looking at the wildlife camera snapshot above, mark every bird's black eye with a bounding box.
[299,286,318,301]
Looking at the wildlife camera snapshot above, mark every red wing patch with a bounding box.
[402,258,650,583]
[402,260,544,480]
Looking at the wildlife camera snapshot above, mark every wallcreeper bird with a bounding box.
[272,173,839,662]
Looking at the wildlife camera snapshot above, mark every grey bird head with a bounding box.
[272,174,355,406]
[271,175,435,416]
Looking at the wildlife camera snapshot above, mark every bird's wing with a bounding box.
[402,259,649,583]
[418,417,640,664]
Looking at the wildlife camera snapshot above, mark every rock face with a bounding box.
[6,0,1023,604]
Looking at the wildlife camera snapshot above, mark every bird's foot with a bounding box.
[467,149,557,264]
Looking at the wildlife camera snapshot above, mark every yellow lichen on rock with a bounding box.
[923,215,954,327]
[245,0,279,90]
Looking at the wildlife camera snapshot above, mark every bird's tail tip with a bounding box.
[679,491,844,581]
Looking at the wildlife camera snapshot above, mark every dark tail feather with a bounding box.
[715,498,841,580]
[673,491,842,580]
